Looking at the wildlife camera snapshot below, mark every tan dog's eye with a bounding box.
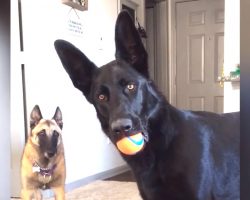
[38,130,46,137]
[53,131,59,138]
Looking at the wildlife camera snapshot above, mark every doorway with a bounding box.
[170,0,225,113]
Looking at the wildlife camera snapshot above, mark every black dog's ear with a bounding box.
[52,107,63,129]
[54,40,97,100]
[30,105,43,129]
[115,11,149,78]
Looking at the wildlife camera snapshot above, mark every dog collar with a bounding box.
[32,162,57,176]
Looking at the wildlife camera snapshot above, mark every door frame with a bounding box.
[118,0,145,27]
[167,0,199,106]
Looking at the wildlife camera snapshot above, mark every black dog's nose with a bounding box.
[111,118,132,134]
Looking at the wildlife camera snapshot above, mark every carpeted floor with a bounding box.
[48,171,142,200]
[14,171,142,200]
[48,179,141,200]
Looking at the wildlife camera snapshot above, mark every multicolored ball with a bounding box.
[116,132,145,155]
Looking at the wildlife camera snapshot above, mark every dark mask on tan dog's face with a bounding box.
[30,105,63,158]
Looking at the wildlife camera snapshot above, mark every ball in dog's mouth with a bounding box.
[116,132,145,155]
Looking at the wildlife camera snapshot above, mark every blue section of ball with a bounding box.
[128,135,144,145]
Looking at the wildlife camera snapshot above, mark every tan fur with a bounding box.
[21,118,66,199]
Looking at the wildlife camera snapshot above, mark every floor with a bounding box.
[13,170,141,200]
[49,170,140,200]
[104,170,135,182]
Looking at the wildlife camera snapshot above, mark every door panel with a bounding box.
[188,34,205,83]
[176,0,224,113]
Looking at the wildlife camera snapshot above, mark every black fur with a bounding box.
[54,11,239,200]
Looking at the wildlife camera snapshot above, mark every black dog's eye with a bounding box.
[98,94,108,102]
[127,83,136,92]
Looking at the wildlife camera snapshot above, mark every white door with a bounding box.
[176,0,224,113]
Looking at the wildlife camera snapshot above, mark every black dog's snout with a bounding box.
[111,118,132,134]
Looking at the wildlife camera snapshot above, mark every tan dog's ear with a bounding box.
[53,107,63,129]
[30,105,43,129]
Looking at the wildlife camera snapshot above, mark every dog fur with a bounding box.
[54,11,239,200]
[21,105,66,200]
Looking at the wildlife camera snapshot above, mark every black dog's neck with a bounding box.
[146,85,180,142]
[124,100,181,167]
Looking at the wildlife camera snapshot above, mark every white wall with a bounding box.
[11,0,146,196]
[0,1,10,199]
[223,0,240,112]
[10,0,26,195]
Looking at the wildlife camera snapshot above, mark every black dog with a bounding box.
[54,11,239,200]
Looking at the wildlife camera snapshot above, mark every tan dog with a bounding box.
[21,105,66,200]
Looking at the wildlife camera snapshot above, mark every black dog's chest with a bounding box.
[126,130,208,200]
[133,163,196,200]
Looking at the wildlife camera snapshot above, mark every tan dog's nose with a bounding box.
[45,151,56,158]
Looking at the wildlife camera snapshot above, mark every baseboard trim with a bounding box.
[42,164,130,198]
[66,164,130,192]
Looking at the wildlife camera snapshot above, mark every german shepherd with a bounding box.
[54,11,239,200]
[21,105,66,200]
